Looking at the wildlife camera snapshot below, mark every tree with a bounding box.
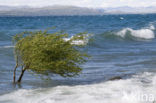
[13,29,90,83]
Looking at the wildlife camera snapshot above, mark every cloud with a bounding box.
[0,0,155,8]
[99,0,156,8]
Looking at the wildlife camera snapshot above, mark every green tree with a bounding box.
[13,29,89,83]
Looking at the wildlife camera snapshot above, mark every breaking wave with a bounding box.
[97,25,156,42]
[63,34,91,45]
[116,28,155,40]
[0,72,156,103]
[116,25,155,40]
[64,37,88,45]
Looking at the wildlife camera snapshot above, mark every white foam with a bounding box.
[63,34,90,45]
[120,17,124,20]
[71,40,88,45]
[0,46,14,49]
[117,26,155,39]
[63,37,87,45]
[64,37,88,45]
[0,72,156,103]
[149,25,155,30]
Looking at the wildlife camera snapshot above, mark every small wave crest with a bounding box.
[0,46,14,49]
[63,34,91,45]
[149,25,155,30]
[64,37,88,45]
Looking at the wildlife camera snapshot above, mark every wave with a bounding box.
[149,24,155,30]
[64,37,88,45]
[0,72,156,103]
[116,27,155,40]
[99,25,156,42]
[0,32,12,41]
[0,46,14,49]
[63,34,91,45]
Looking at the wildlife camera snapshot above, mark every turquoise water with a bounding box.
[0,14,156,103]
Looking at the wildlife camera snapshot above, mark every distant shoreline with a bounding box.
[0,13,156,17]
[0,5,156,16]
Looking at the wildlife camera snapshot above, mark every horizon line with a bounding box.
[0,4,156,9]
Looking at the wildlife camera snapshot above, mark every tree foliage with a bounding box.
[13,29,90,83]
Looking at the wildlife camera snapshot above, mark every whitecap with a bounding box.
[149,24,155,30]
[0,46,14,49]
[63,34,90,45]
[120,17,124,20]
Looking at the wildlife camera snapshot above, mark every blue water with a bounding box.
[0,14,156,103]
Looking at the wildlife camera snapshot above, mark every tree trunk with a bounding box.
[17,67,26,83]
[13,56,18,83]
[13,64,18,83]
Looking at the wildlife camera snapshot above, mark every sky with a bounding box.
[0,0,156,8]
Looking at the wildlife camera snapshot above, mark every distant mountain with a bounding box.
[0,5,104,16]
[104,6,156,14]
[0,5,156,16]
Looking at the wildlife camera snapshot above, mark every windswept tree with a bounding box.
[13,29,90,83]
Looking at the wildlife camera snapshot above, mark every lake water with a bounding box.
[0,14,156,103]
